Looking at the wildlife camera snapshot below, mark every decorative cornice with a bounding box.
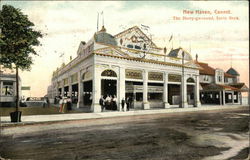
[93,52,198,70]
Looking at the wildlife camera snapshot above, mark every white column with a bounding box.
[222,90,226,105]
[142,70,150,109]
[163,72,170,108]
[91,65,101,112]
[77,72,83,108]
[180,75,188,108]
[194,75,201,107]
[237,92,240,104]
[239,92,243,105]
[68,77,72,98]
[118,67,125,111]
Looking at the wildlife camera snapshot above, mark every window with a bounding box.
[203,75,209,81]
[127,44,133,49]
[148,93,163,101]
[187,77,195,83]
[2,81,14,96]
[225,78,228,83]
[101,70,117,77]
[134,45,141,50]
[136,93,143,101]
[218,76,221,82]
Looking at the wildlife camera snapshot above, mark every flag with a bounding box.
[97,12,99,31]
[169,34,173,42]
[141,24,150,31]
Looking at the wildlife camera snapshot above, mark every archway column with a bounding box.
[219,91,222,105]
[91,66,101,112]
[180,74,188,108]
[77,71,83,108]
[68,77,72,98]
[239,92,242,105]
[222,90,226,105]
[142,69,150,109]
[232,91,234,104]
[163,72,170,108]
[118,67,125,111]
[194,75,201,107]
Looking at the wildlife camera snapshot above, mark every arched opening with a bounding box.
[101,69,117,111]
[187,77,195,83]
[82,71,93,107]
[101,69,117,77]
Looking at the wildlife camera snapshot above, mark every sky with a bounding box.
[1,1,249,97]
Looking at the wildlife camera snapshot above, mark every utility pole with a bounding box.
[181,51,185,108]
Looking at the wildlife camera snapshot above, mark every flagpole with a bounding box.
[97,12,99,31]
[102,11,104,26]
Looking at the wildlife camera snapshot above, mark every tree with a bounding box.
[0,5,42,116]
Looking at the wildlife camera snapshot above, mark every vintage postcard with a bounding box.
[0,1,249,160]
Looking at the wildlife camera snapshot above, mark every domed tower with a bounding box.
[226,67,240,83]
[168,47,193,61]
[94,26,117,46]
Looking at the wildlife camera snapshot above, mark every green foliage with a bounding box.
[0,5,42,70]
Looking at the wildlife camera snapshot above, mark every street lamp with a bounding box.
[181,51,185,108]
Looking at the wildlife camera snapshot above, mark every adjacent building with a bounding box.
[194,60,248,105]
[0,70,21,107]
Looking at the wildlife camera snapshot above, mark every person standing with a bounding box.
[126,97,130,111]
[59,97,63,113]
[128,96,133,110]
[67,97,72,110]
[121,98,125,111]
[99,96,104,112]
[106,95,111,110]
[62,97,67,113]
[112,95,117,110]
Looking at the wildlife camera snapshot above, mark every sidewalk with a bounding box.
[0,105,248,127]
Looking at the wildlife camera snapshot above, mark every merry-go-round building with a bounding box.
[47,25,202,112]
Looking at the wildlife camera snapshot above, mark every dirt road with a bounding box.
[0,107,249,160]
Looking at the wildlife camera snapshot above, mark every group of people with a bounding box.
[99,95,133,112]
[99,95,117,111]
[59,96,72,113]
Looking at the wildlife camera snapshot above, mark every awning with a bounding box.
[200,83,239,92]
[229,83,249,92]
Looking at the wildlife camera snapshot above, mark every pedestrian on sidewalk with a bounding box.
[126,97,130,111]
[106,95,111,110]
[121,98,125,111]
[112,95,117,110]
[62,97,67,113]
[99,95,105,112]
[67,97,72,111]
[59,96,63,113]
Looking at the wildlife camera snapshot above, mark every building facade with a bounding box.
[0,70,21,107]
[47,26,201,112]
[195,61,248,105]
